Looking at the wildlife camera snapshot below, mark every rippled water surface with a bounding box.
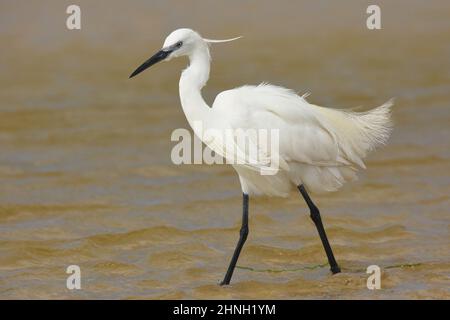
[0,0,449,299]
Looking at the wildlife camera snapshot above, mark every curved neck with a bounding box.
[179,43,211,130]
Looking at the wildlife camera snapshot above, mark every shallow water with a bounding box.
[0,0,449,299]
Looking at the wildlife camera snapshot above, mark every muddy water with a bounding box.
[0,0,449,299]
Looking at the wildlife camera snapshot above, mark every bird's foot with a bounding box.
[331,265,341,274]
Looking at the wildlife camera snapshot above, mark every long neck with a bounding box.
[179,44,212,130]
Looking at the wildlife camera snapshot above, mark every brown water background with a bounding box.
[0,0,449,299]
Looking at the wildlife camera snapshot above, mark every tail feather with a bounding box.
[316,99,394,168]
[352,99,394,153]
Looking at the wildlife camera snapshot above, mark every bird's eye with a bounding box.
[175,41,183,48]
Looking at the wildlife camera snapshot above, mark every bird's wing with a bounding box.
[211,83,348,169]
[201,113,286,175]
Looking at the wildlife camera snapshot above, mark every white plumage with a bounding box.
[130,28,393,285]
[211,83,392,196]
[156,28,393,198]
[131,28,393,196]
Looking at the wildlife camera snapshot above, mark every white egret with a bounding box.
[130,28,393,285]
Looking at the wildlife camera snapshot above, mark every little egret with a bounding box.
[130,28,393,285]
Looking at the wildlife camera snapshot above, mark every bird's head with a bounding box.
[129,28,241,78]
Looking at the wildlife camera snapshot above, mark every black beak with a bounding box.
[129,49,172,79]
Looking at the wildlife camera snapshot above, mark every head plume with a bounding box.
[203,36,243,44]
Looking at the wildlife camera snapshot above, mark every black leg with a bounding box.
[220,193,249,286]
[298,184,341,274]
